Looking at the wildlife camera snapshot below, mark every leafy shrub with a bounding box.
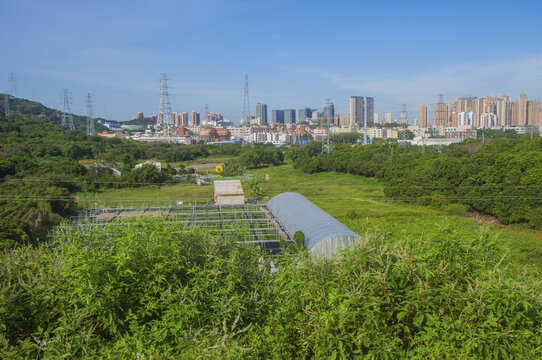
[0,219,540,358]
[442,203,470,216]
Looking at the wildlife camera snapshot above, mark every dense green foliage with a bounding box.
[291,138,542,227]
[0,218,540,358]
[0,98,283,246]
[223,145,284,175]
[0,113,203,245]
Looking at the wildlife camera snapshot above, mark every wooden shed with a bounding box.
[214,180,245,206]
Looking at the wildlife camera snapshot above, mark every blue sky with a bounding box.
[2,0,542,123]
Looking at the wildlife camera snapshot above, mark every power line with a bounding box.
[1,177,542,189]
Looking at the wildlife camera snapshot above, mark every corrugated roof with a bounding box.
[266,192,361,257]
[214,180,244,196]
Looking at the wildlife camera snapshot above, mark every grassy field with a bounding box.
[78,163,542,274]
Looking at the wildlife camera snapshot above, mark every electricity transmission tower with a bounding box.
[9,72,16,97]
[159,74,172,128]
[243,74,250,126]
[4,72,16,116]
[86,93,95,135]
[61,89,74,130]
[400,104,408,125]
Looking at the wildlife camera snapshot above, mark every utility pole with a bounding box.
[86,93,95,136]
[61,89,74,130]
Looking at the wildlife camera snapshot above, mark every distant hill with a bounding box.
[0,94,107,132]
[122,117,156,126]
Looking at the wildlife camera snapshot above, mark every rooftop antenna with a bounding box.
[159,74,172,136]
[61,89,74,130]
[86,93,95,135]
[243,74,250,126]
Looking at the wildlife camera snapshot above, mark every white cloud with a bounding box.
[297,54,542,109]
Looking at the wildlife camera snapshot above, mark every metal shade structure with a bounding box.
[266,192,361,257]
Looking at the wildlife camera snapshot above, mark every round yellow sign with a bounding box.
[215,165,223,172]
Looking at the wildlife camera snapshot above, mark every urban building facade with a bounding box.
[272,110,284,124]
[419,104,428,128]
[349,96,364,126]
[284,109,296,124]
[256,103,267,124]
[190,111,200,126]
[298,107,312,123]
[323,100,335,126]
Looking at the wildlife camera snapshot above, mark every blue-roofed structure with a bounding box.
[266,192,361,257]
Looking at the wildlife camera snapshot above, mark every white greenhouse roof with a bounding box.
[266,192,361,257]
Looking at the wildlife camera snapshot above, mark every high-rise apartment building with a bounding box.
[312,110,323,122]
[190,111,200,126]
[323,100,334,126]
[385,113,392,123]
[365,97,374,125]
[457,112,475,127]
[471,98,484,127]
[272,110,284,124]
[284,109,296,124]
[419,104,428,128]
[349,96,364,126]
[516,93,528,126]
[180,112,188,126]
[298,108,312,123]
[136,112,144,119]
[256,103,267,124]
[497,96,512,126]
[433,102,449,127]
[528,99,540,126]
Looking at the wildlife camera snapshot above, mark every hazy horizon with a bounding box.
[2,0,542,123]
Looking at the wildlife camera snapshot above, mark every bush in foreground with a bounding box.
[0,219,540,358]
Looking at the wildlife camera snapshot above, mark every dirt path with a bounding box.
[467,212,504,227]
[353,198,383,205]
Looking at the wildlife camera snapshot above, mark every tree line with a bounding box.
[288,137,542,228]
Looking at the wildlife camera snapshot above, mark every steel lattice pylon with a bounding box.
[61,89,74,130]
[159,74,172,127]
[86,93,95,136]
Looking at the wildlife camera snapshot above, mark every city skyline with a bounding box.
[2,0,542,122]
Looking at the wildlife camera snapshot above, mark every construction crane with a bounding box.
[311,115,350,154]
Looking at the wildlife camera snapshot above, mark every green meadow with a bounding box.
[80,163,542,274]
